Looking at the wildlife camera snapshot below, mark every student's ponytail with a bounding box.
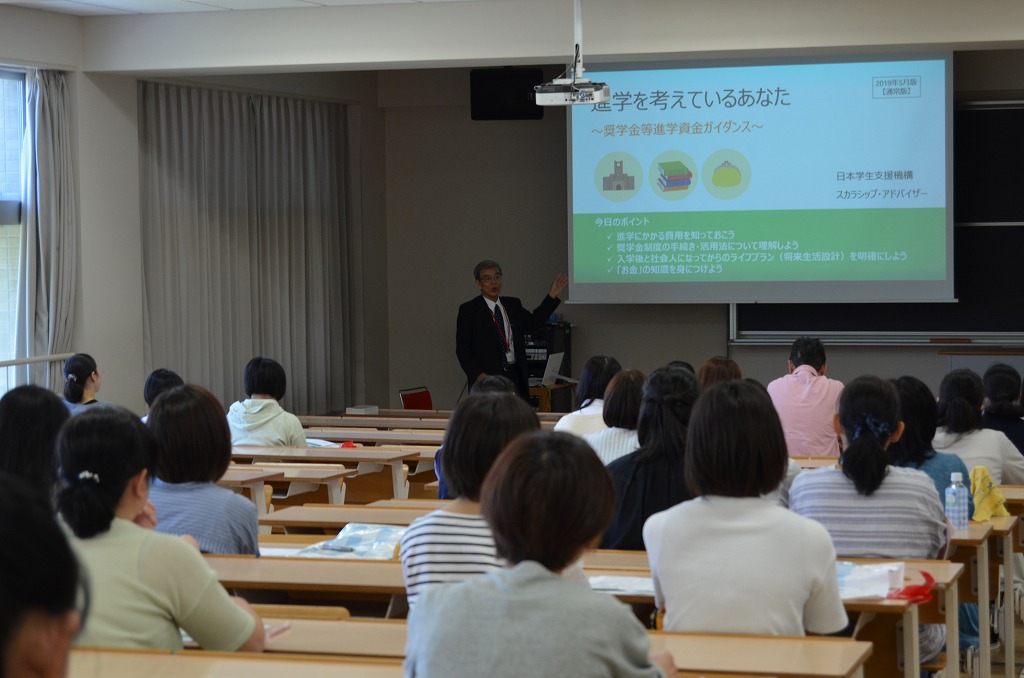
[56,407,158,539]
[62,353,97,404]
[838,376,901,497]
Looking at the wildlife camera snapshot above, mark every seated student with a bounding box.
[0,384,69,499]
[62,353,109,416]
[400,392,538,608]
[767,337,844,457]
[0,474,85,678]
[56,407,265,652]
[980,363,1024,456]
[433,374,517,500]
[553,354,622,437]
[696,355,741,391]
[583,369,644,465]
[643,380,847,636]
[148,384,258,555]
[932,368,1024,484]
[601,365,700,550]
[227,356,306,447]
[405,431,677,678]
[790,375,947,663]
[889,374,981,657]
[141,368,184,423]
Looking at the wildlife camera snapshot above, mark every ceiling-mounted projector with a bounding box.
[536,0,609,107]
[535,78,610,106]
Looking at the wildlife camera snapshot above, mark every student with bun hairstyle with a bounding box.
[227,357,306,447]
[790,375,947,662]
[0,384,69,499]
[62,353,107,415]
[643,380,846,636]
[56,407,264,652]
[405,431,676,678]
[148,384,258,555]
[981,363,1024,455]
[0,475,85,678]
[601,365,699,550]
[932,368,1024,484]
[400,393,539,608]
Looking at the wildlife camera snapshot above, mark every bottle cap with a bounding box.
[951,472,962,482]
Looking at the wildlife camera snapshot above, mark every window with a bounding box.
[0,70,24,363]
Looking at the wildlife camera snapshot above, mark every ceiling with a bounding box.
[0,0,475,16]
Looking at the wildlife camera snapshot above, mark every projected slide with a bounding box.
[569,56,952,303]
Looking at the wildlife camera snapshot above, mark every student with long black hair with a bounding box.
[56,407,264,652]
[980,363,1024,455]
[554,354,622,437]
[790,375,947,662]
[0,384,69,498]
[932,368,1024,484]
[0,474,85,678]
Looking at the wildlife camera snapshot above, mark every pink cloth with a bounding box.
[767,364,844,457]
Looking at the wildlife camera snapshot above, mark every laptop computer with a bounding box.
[528,352,564,387]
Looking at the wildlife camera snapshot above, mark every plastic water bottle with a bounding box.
[944,471,969,530]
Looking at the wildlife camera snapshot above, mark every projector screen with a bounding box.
[568,55,953,304]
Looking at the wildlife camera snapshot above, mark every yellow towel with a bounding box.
[970,465,1009,521]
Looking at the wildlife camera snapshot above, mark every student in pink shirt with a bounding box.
[766,337,844,457]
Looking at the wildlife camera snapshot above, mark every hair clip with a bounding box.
[66,373,77,382]
[77,470,100,483]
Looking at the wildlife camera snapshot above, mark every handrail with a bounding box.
[0,352,74,369]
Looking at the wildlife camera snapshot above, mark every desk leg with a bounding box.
[903,605,920,678]
[248,481,272,535]
[327,479,346,505]
[978,545,991,678]
[945,583,960,678]
[1002,534,1015,678]
[390,463,409,500]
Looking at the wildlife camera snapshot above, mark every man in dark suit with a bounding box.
[456,259,568,398]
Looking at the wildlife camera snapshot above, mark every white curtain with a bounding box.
[139,82,352,414]
[15,70,77,390]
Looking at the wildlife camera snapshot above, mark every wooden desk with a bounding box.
[232,446,419,499]
[367,499,451,510]
[262,616,407,658]
[68,647,402,677]
[648,632,872,678]
[305,428,445,446]
[207,555,406,599]
[255,615,876,678]
[244,464,356,505]
[528,382,573,413]
[986,515,1018,678]
[258,505,432,533]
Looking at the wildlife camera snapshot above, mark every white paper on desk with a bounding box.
[259,546,304,557]
[587,575,655,596]
[836,561,904,599]
[304,438,340,448]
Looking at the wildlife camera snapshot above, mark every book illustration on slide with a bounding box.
[657,160,693,192]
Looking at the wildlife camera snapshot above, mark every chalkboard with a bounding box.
[733,106,1024,344]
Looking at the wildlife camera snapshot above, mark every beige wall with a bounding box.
[4,3,1024,410]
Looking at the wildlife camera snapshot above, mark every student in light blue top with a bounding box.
[148,384,258,555]
[889,374,978,654]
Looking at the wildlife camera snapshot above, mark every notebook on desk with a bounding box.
[528,352,564,387]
